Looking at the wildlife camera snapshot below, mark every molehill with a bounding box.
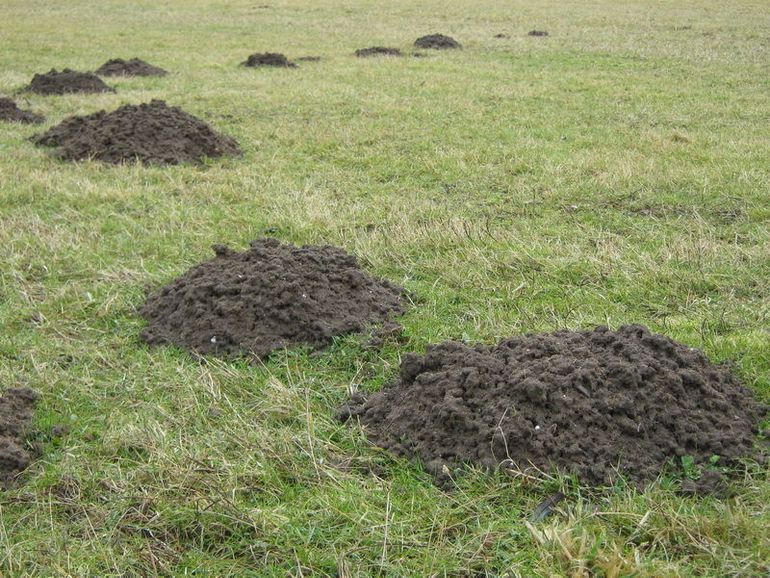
[0,388,39,489]
[356,47,403,58]
[0,97,44,124]
[95,58,168,77]
[242,53,297,68]
[140,239,406,359]
[338,325,768,488]
[32,99,240,165]
[414,34,462,50]
[25,69,115,95]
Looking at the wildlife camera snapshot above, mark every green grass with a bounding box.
[1,0,769,575]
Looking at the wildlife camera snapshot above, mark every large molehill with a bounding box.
[25,69,115,95]
[338,325,768,488]
[140,239,406,359]
[32,99,240,165]
[95,58,168,77]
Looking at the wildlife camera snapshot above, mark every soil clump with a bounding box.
[0,388,40,489]
[32,99,240,165]
[338,325,768,488]
[25,68,115,95]
[0,97,44,124]
[242,53,297,68]
[528,30,549,37]
[140,239,406,359]
[355,47,403,58]
[414,34,462,50]
[95,58,168,77]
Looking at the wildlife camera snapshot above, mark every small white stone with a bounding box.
[535,425,541,431]
[210,336,217,343]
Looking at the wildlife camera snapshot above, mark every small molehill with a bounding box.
[528,30,549,37]
[242,53,297,68]
[140,239,406,359]
[355,47,403,58]
[25,68,115,95]
[414,34,462,50]
[0,387,39,489]
[0,97,44,124]
[338,325,768,488]
[95,58,168,77]
[32,99,240,165]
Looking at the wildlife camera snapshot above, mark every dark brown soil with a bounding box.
[25,68,115,95]
[355,47,403,58]
[296,56,322,62]
[0,387,39,489]
[95,58,168,77]
[242,53,297,68]
[680,470,728,497]
[32,99,240,165]
[494,33,510,39]
[140,238,406,359]
[414,34,462,50]
[528,30,549,37]
[338,325,768,488]
[0,97,44,124]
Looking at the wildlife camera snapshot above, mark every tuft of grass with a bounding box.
[1,0,769,575]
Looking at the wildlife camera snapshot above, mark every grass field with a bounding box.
[1,0,769,575]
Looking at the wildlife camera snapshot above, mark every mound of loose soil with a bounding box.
[338,325,768,488]
[0,97,44,124]
[242,53,297,68]
[0,387,39,489]
[355,47,403,58]
[528,30,549,37]
[32,99,240,165]
[95,58,168,77]
[414,34,462,50]
[140,238,406,359]
[25,68,115,95]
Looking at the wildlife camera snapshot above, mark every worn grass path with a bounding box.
[1,0,769,575]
